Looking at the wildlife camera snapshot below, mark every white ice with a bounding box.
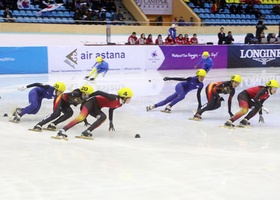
[0,68,280,200]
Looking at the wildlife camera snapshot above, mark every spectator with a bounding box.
[116,10,124,24]
[268,33,277,44]
[156,15,163,26]
[107,0,116,12]
[218,27,225,45]
[211,1,219,14]
[272,5,280,15]
[127,32,138,45]
[236,3,244,14]
[146,34,154,45]
[168,24,177,43]
[255,20,267,43]
[172,16,178,25]
[229,4,237,14]
[165,35,175,45]
[178,16,187,26]
[73,8,82,24]
[188,17,195,26]
[155,34,164,45]
[183,34,190,44]
[254,9,263,20]
[138,33,146,45]
[190,33,199,45]
[224,31,234,44]
[260,32,267,44]
[219,0,227,12]
[278,23,280,38]
[245,3,255,15]
[3,7,15,22]
[175,34,185,44]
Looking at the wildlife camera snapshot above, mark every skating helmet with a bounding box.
[266,80,279,88]
[80,84,94,95]
[196,69,207,77]
[230,75,242,83]
[118,88,133,98]
[54,82,66,92]
[202,51,210,57]
[96,56,103,63]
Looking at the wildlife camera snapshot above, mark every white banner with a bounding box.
[37,4,63,16]
[134,0,172,15]
[47,46,165,73]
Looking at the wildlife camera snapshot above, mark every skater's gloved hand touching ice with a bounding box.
[84,119,91,126]
[259,114,264,123]
[109,120,115,131]
[163,77,170,81]
[229,111,234,117]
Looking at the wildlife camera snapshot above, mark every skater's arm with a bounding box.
[108,108,116,131]
[90,91,118,101]
[196,87,203,109]
[26,83,51,89]
[227,90,235,116]
[252,88,266,108]
[163,77,192,81]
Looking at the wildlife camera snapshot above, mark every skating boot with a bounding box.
[46,123,56,131]
[146,105,155,112]
[51,129,68,140]
[190,113,202,121]
[89,78,95,81]
[28,124,42,132]
[224,120,235,128]
[161,105,171,113]
[10,108,22,122]
[239,119,251,127]
[75,130,93,140]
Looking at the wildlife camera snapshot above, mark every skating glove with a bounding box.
[84,76,89,80]
[109,120,115,131]
[219,97,224,101]
[84,119,91,126]
[229,111,234,117]
[259,114,264,123]
[18,86,27,91]
[163,77,170,81]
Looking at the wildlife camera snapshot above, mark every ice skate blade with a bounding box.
[43,128,56,131]
[28,128,42,132]
[236,125,252,129]
[75,135,94,140]
[189,117,201,121]
[51,136,68,141]
[219,125,235,129]
[161,110,171,113]
[9,120,19,123]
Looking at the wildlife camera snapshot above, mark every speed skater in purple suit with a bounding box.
[146,69,206,113]
[54,87,133,139]
[10,82,65,123]
[224,79,279,127]
[192,75,242,120]
[194,51,214,73]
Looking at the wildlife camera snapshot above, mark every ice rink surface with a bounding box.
[0,68,280,200]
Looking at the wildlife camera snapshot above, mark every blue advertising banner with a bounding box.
[158,45,228,70]
[0,47,48,74]
[227,45,280,68]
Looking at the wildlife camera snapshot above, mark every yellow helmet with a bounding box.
[118,88,133,98]
[80,84,94,95]
[54,82,66,92]
[266,80,279,88]
[96,56,103,63]
[202,51,210,57]
[231,75,242,83]
[196,69,207,77]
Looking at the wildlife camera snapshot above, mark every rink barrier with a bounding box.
[0,45,279,74]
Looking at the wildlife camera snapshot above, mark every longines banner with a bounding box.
[227,45,280,68]
[134,0,172,15]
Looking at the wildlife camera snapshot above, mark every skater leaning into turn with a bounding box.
[31,84,114,131]
[224,80,279,128]
[192,74,242,120]
[146,69,206,113]
[194,51,214,73]
[54,87,133,139]
[10,82,66,123]
[84,56,109,81]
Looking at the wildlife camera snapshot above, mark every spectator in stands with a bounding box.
[176,34,185,44]
[168,24,177,42]
[39,0,50,9]
[178,16,188,26]
[165,35,175,45]
[211,1,219,14]
[256,20,267,43]
[172,17,178,25]
[260,32,267,44]
[73,8,82,24]
[138,33,146,45]
[278,24,280,38]
[236,3,244,14]
[224,31,234,44]
[268,33,277,44]
[272,5,280,15]
[155,34,164,45]
[107,0,116,12]
[254,9,263,20]
[116,10,124,24]
[188,17,195,26]
[156,15,163,26]
[146,34,154,45]
[3,7,15,22]
[128,32,138,45]
[190,33,199,45]
[183,34,190,44]
[229,4,237,14]
[245,3,255,15]
[218,27,225,45]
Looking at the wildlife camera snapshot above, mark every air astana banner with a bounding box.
[227,45,280,68]
[134,0,172,15]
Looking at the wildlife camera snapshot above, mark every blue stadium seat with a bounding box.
[13,10,20,17]
[30,17,36,23]
[26,10,33,17]
[16,16,24,23]
[23,17,31,23]
[199,13,205,19]
[63,11,70,17]
[49,17,56,23]
[204,13,210,19]
[19,10,27,17]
